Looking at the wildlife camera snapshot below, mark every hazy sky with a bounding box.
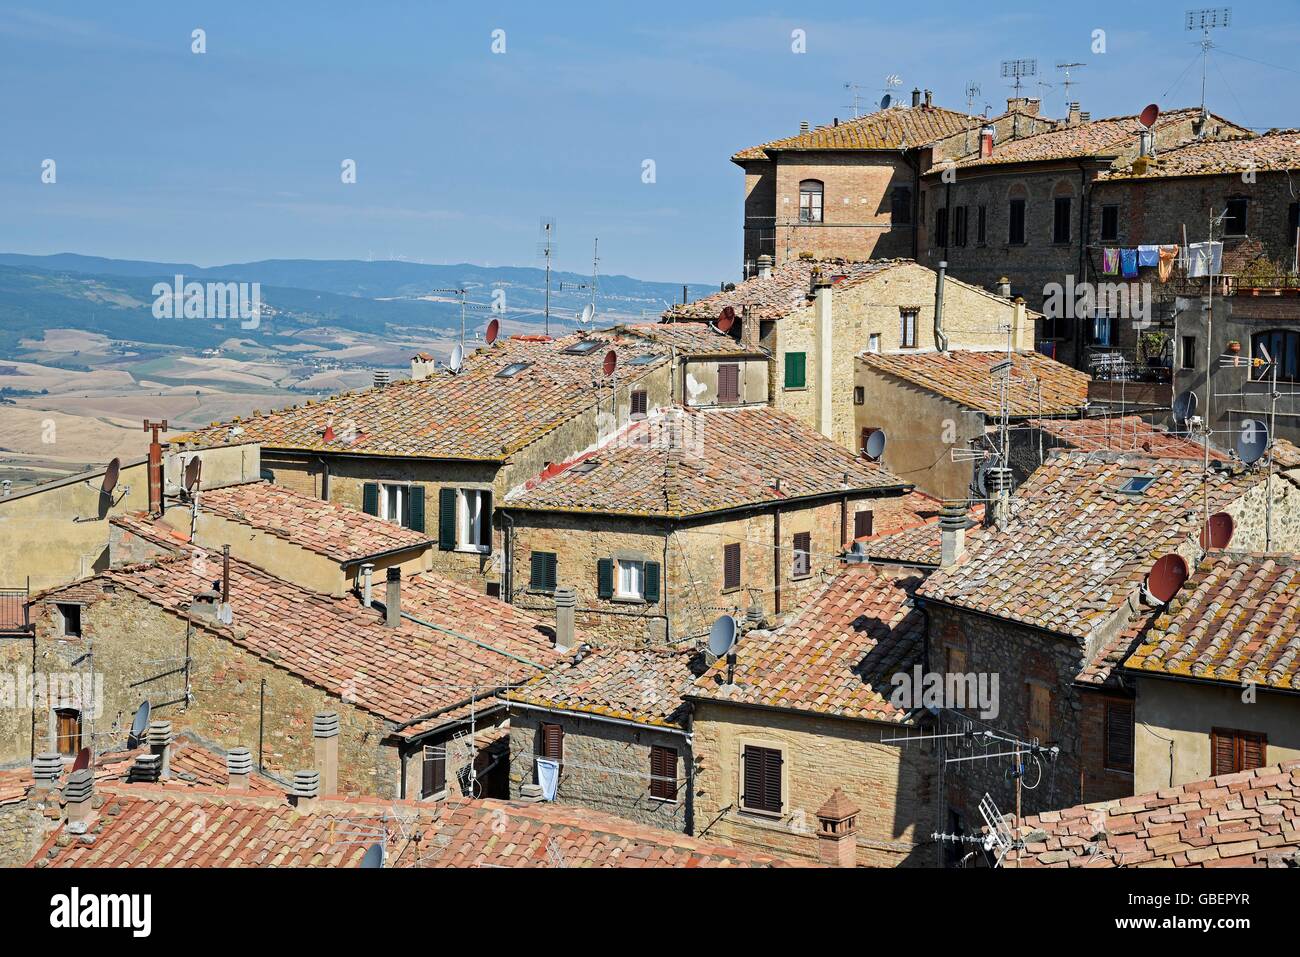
[3,1,1298,284]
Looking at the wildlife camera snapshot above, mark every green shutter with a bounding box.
[407,485,426,533]
[643,561,661,604]
[438,488,457,550]
[784,351,806,389]
[362,482,379,516]
[596,558,614,599]
[546,552,558,591]
[530,551,557,592]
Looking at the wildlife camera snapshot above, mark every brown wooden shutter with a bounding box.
[792,531,811,577]
[1211,728,1237,776]
[541,723,564,763]
[742,745,782,813]
[1027,684,1051,742]
[723,542,741,590]
[854,510,874,539]
[649,745,677,800]
[631,390,648,416]
[1241,730,1267,771]
[1104,699,1134,772]
[718,364,740,403]
[422,747,446,797]
[55,710,80,756]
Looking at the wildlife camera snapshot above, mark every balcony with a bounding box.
[0,586,31,633]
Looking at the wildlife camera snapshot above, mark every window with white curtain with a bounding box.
[457,489,491,552]
[616,559,645,600]
[380,483,405,524]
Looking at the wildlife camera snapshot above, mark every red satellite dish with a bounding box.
[71,747,90,772]
[1199,512,1235,550]
[1138,103,1160,129]
[1147,554,1189,604]
[602,350,618,377]
[716,306,736,334]
[485,317,500,345]
[101,457,121,496]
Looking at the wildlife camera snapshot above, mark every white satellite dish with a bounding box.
[448,344,464,373]
[579,303,595,325]
[707,614,738,658]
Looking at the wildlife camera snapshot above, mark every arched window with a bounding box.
[799,180,824,223]
[1253,329,1299,382]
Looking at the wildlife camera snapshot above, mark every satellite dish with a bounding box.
[449,344,464,373]
[360,842,385,869]
[127,701,151,748]
[716,306,736,334]
[485,317,500,345]
[1147,554,1189,604]
[1138,103,1160,129]
[101,458,121,497]
[1200,512,1235,550]
[183,456,201,493]
[880,93,892,110]
[1172,389,1198,427]
[602,349,618,377]
[579,303,596,325]
[1237,418,1269,465]
[864,429,887,461]
[71,747,91,772]
[707,614,738,658]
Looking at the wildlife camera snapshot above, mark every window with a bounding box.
[56,603,81,638]
[1211,728,1266,776]
[742,745,782,813]
[1008,198,1026,245]
[791,531,811,578]
[946,644,968,676]
[649,745,678,801]
[1052,197,1072,244]
[853,386,864,406]
[867,333,881,354]
[1090,315,1114,347]
[421,746,446,798]
[1100,204,1120,242]
[529,551,557,592]
[563,339,604,355]
[455,489,491,552]
[890,186,912,225]
[366,482,426,532]
[1182,335,1198,370]
[717,363,740,403]
[1117,475,1157,495]
[798,180,824,223]
[1026,684,1051,742]
[1252,330,1300,382]
[953,205,968,247]
[55,709,81,756]
[934,206,949,246]
[630,389,648,416]
[380,483,405,524]
[597,557,660,603]
[723,542,741,590]
[1223,197,1248,237]
[899,309,918,348]
[495,361,532,378]
[784,351,806,389]
[1289,202,1300,242]
[854,510,874,539]
[976,205,987,245]
[616,559,645,600]
[1104,699,1134,772]
[540,722,564,764]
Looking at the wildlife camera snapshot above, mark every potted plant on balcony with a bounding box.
[1226,340,1241,354]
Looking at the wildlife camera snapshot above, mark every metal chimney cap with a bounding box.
[147,720,174,746]
[33,752,64,781]
[226,747,254,775]
[313,712,341,738]
[63,768,95,801]
[292,769,321,798]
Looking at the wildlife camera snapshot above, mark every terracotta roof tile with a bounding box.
[1100,129,1300,180]
[860,500,986,567]
[734,105,986,161]
[1029,415,1228,461]
[689,564,926,722]
[618,322,765,357]
[663,259,906,322]
[860,350,1090,416]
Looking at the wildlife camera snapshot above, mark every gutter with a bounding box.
[505,699,689,737]
[399,610,550,670]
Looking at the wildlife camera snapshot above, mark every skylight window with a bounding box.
[563,339,605,355]
[568,460,600,475]
[627,354,662,366]
[496,362,532,378]
[1117,475,1157,495]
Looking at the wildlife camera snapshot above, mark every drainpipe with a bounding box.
[911,154,921,260]
[934,261,949,353]
[772,505,782,616]
[812,270,834,438]
[1076,160,1091,369]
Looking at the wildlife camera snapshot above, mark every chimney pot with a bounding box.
[373,369,390,390]
[756,254,773,279]
[923,89,932,108]
[939,500,970,568]
[63,768,95,827]
[227,746,253,791]
[360,563,375,606]
[997,276,1012,299]
[553,586,577,652]
[292,769,321,809]
[128,753,162,784]
[32,752,63,794]
[911,88,922,108]
[385,567,401,627]
[815,789,860,867]
[980,126,995,159]
[148,719,174,777]
[799,120,810,134]
[313,712,340,797]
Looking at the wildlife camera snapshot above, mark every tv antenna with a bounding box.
[1186,7,1232,113]
[1056,62,1086,104]
[843,81,871,118]
[1000,58,1037,98]
[963,83,982,151]
[538,217,556,337]
[559,237,600,323]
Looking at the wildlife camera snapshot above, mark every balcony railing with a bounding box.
[1087,347,1173,384]
[0,586,31,633]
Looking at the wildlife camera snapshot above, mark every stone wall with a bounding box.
[0,795,58,867]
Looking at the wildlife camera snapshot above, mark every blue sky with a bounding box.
[2,1,1298,283]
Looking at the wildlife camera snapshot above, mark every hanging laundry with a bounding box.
[1137,244,1160,268]
[1102,248,1120,275]
[536,757,560,801]
[1120,248,1139,278]
[1187,241,1223,278]
[1157,245,1179,283]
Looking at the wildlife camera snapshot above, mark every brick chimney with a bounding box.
[31,752,62,796]
[63,768,95,828]
[1006,97,1040,116]
[385,567,401,627]
[227,747,253,791]
[128,753,162,783]
[923,89,932,108]
[741,305,762,353]
[1067,102,1082,127]
[980,126,995,158]
[811,268,834,438]
[553,586,577,653]
[939,500,969,568]
[292,769,320,811]
[148,720,173,778]
[756,254,773,279]
[313,711,340,797]
[815,789,860,867]
[911,88,922,108]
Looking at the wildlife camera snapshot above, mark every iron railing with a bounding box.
[0,586,31,633]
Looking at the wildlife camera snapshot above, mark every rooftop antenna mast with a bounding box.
[1186,7,1232,114]
[1056,62,1086,105]
[964,82,982,152]
[538,217,556,337]
[1000,58,1037,99]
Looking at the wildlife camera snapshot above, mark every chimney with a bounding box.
[815,789,860,867]
[799,120,810,134]
[923,89,933,108]
[372,369,390,390]
[1080,111,1091,123]
[189,589,221,618]
[811,268,834,438]
[63,768,94,828]
[292,769,320,811]
[553,586,577,653]
[360,563,375,606]
[518,783,544,803]
[143,419,167,516]
[1138,129,1154,158]
[756,254,773,279]
[911,88,922,108]
[410,354,433,381]
[220,544,231,616]
[1006,97,1041,117]
[939,500,969,568]
[31,752,62,796]
[384,567,401,626]
[984,466,1014,531]
[1013,295,1027,346]
[1067,102,1081,127]
[933,261,949,353]
[147,720,173,777]
[997,276,1012,299]
[127,753,162,784]
[741,304,761,353]
[227,747,253,791]
[313,712,340,797]
[980,126,995,159]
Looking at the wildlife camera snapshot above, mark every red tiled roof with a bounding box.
[1002,760,1300,868]
[663,259,906,322]
[689,564,926,723]
[859,501,986,567]
[1125,553,1300,692]
[618,322,765,357]
[503,406,907,518]
[198,481,432,563]
[1101,129,1300,180]
[860,350,1089,417]
[733,105,986,162]
[1029,415,1227,461]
